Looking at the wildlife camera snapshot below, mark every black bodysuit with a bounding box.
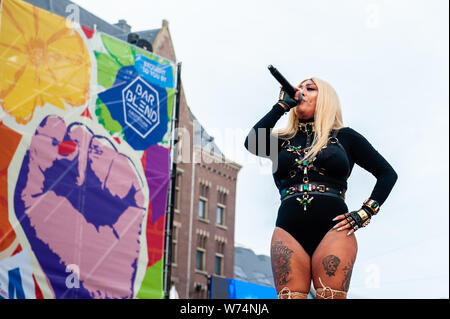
[244,104,398,256]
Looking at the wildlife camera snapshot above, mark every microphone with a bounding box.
[268,65,301,102]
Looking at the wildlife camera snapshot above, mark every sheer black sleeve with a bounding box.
[244,103,286,159]
[345,128,398,205]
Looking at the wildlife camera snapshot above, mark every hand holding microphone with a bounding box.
[278,89,300,111]
[268,65,302,111]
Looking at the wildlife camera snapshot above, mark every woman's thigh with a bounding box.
[311,228,358,298]
[270,227,311,296]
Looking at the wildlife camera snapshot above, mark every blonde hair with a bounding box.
[273,77,344,162]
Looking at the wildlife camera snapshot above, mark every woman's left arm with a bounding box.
[333,128,398,235]
[348,128,398,205]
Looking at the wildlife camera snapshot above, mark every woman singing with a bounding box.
[244,78,397,299]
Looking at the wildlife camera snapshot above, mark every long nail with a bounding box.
[347,231,351,236]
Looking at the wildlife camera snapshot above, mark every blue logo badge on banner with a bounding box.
[135,54,174,89]
[122,77,160,138]
[98,65,168,150]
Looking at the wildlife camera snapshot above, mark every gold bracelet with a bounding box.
[357,208,370,222]
[357,208,371,227]
[363,199,380,215]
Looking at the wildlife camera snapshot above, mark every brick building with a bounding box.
[23,0,242,299]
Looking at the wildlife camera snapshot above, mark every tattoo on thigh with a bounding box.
[271,241,294,287]
[341,259,355,291]
[322,255,341,277]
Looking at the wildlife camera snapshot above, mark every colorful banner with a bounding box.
[0,0,176,299]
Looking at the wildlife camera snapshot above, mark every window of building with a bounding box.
[216,189,227,227]
[198,181,210,221]
[171,224,179,265]
[218,191,227,206]
[214,238,225,276]
[216,240,225,255]
[197,233,207,249]
[216,205,225,226]
[174,170,182,213]
[215,255,223,276]
[200,183,209,198]
[196,232,208,272]
[198,198,207,219]
[196,249,205,271]
[175,132,186,164]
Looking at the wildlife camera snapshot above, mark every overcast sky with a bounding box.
[74,0,449,298]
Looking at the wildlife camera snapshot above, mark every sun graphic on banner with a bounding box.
[0,0,91,124]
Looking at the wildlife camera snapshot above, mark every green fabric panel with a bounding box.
[94,51,121,89]
[95,98,124,138]
[136,259,164,299]
[101,33,135,67]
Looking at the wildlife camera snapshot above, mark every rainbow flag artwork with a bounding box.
[0,0,177,299]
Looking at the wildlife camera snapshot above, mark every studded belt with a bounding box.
[280,182,346,202]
